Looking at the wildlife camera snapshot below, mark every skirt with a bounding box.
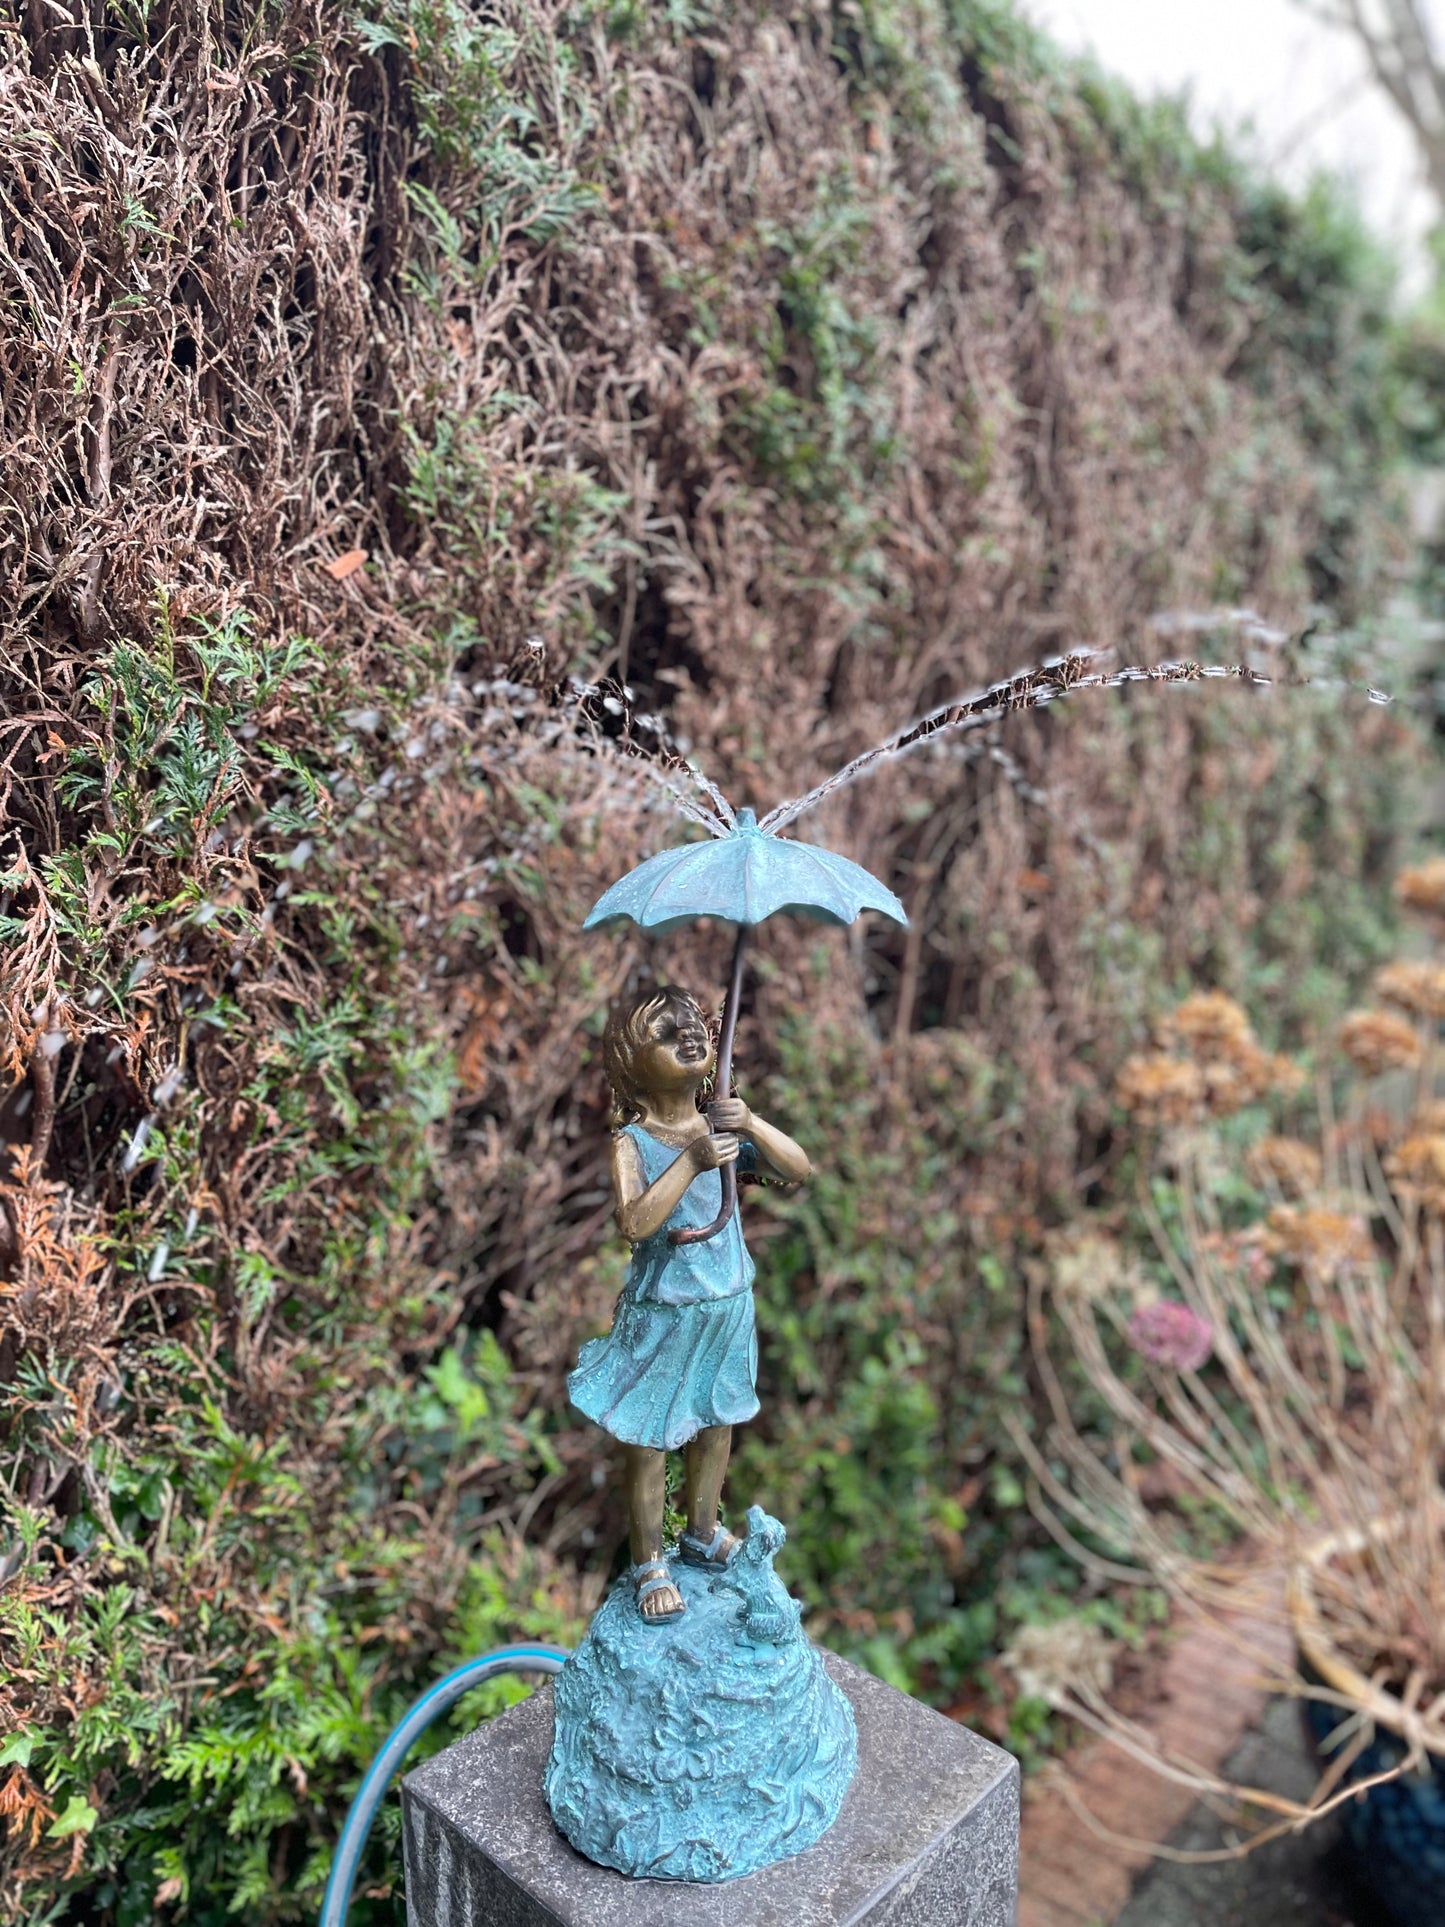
[568,1290,760,1452]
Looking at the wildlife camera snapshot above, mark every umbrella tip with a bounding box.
[736,806,759,832]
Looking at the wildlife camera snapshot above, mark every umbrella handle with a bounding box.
[670,925,749,1248]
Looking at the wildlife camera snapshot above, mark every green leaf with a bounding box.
[0,1733,35,1768]
[47,1793,99,1838]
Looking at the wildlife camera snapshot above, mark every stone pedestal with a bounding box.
[401,1650,1018,1926]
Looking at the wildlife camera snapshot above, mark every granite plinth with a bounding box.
[402,1650,1018,1927]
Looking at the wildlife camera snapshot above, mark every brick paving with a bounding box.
[1116,1696,1394,1927]
[1017,1599,1294,1927]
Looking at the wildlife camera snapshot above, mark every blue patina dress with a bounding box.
[568,1123,760,1451]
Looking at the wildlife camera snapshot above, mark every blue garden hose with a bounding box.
[319,1642,571,1927]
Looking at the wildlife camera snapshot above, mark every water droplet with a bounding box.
[120,1116,154,1175]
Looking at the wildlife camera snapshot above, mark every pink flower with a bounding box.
[1127,1300,1214,1373]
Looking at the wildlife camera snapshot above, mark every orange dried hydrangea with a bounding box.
[1338,1009,1422,1077]
[1373,959,1445,1020]
[1263,1205,1373,1274]
[1155,990,1302,1116]
[1115,1053,1204,1126]
[1163,990,1253,1058]
[1385,1133,1445,1212]
[1395,858,1445,922]
[1246,1134,1323,1197]
[1204,1043,1303,1114]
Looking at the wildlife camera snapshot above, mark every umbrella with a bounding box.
[584,807,906,1244]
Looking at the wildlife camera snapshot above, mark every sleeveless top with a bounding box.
[619,1122,756,1306]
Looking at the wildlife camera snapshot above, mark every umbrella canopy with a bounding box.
[583,809,907,935]
[584,808,904,1247]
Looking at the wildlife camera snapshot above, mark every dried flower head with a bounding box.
[1050,1231,1129,1304]
[1246,1134,1323,1197]
[1338,1009,1422,1077]
[1164,990,1253,1059]
[1395,858,1445,922]
[1373,959,1445,1020]
[1116,1053,1205,1126]
[1216,1225,1275,1290]
[1263,1205,1373,1274]
[1154,991,1301,1116]
[1199,1043,1303,1116]
[1127,1298,1215,1371]
[1385,1134,1445,1214]
[1003,1617,1118,1707]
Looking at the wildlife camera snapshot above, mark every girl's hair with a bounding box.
[603,983,710,1128]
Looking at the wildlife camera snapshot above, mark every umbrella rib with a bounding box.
[819,839,905,919]
[791,838,860,917]
[743,841,762,926]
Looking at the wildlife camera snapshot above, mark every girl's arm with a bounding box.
[610,1129,740,1242]
[705,1099,810,1185]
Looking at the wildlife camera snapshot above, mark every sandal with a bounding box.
[632,1559,686,1622]
[677,1524,741,1572]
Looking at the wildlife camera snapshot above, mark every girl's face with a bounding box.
[634,1000,714,1097]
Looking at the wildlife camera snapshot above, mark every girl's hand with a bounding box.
[692,1131,740,1170]
[705,1098,752,1134]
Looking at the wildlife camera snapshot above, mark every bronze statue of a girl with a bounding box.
[567,983,810,1622]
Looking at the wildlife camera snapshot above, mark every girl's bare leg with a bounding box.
[623,1444,682,1618]
[683,1424,739,1556]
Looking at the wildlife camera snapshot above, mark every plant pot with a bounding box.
[1289,1526,1445,1927]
